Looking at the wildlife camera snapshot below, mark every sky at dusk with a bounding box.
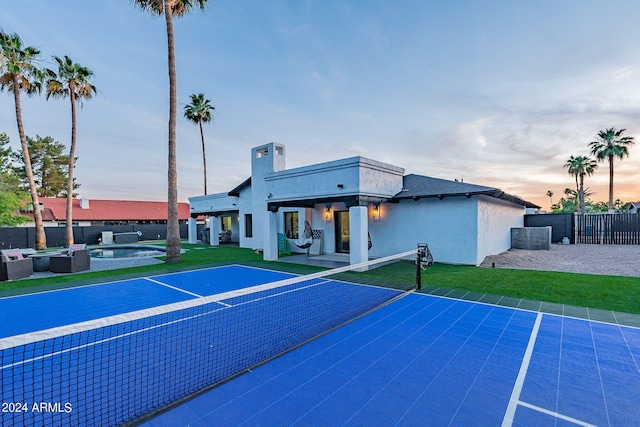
[1,0,639,210]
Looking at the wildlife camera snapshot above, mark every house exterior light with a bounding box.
[372,204,380,220]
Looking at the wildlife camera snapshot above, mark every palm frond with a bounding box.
[589,127,636,160]
[132,0,208,18]
[0,31,45,95]
[46,55,96,102]
[184,92,215,124]
[131,0,164,16]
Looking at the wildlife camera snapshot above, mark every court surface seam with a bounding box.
[143,277,203,298]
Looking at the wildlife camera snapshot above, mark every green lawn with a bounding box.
[419,263,640,314]
[2,244,638,314]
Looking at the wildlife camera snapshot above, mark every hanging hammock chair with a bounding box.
[293,220,314,249]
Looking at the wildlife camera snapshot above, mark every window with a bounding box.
[245,214,253,238]
[284,211,298,239]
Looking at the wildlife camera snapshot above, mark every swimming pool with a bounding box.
[89,245,166,259]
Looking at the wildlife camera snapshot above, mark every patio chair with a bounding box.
[0,249,34,281]
[49,244,91,273]
[294,220,314,250]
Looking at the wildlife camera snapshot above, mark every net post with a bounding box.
[416,245,423,290]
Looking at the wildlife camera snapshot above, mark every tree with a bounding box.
[11,135,76,197]
[563,155,598,214]
[617,201,633,212]
[0,132,21,193]
[589,128,635,212]
[46,55,96,246]
[184,93,215,195]
[545,190,553,210]
[0,133,28,225]
[0,31,48,248]
[551,188,609,213]
[552,188,579,213]
[132,0,209,264]
[0,191,30,226]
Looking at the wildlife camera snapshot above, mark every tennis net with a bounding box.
[0,250,417,426]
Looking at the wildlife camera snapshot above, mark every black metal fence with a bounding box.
[575,214,640,245]
[0,224,194,250]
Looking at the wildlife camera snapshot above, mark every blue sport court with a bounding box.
[0,264,638,426]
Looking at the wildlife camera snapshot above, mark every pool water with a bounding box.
[90,246,166,259]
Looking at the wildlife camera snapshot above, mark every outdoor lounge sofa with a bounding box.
[0,249,34,281]
[49,244,91,273]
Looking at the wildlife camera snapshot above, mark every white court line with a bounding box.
[502,312,600,427]
[144,277,203,298]
[517,401,597,427]
[502,311,543,427]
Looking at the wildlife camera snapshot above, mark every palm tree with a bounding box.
[184,93,215,195]
[132,0,208,264]
[0,31,47,249]
[564,155,598,214]
[545,190,554,209]
[46,55,96,247]
[589,128,635,212]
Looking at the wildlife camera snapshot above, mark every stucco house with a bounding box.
[188,143,537,266]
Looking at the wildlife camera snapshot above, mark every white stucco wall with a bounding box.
[264,157,404,203]
[189,193,239,214]
[476,195,525,265]
[367,197,480,265]
[252,143,286,251]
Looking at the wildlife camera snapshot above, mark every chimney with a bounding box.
[80,198,90,209]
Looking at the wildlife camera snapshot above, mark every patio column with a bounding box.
[210,216,220,246]
[188,217,197,244]
[349,205,368,265]
[263,210,279,261]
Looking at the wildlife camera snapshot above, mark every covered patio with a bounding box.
[260,156,405,265]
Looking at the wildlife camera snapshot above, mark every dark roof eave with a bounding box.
[394,190,539,208]
[228,177,251,197]
[267,194,396,211]
[394,189,495,200]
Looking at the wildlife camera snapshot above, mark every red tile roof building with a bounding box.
[21,198,192,226]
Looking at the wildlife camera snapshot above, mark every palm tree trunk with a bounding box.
[164,0,181,264]
[65,90,77,247]
[13,75,47,249]
[199,120,207,195]
[608,155,614,212]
